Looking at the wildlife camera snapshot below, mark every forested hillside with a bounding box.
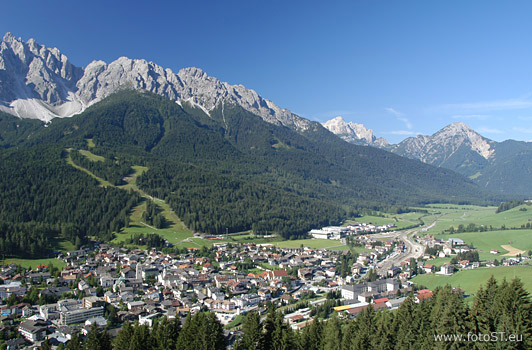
[0,111,43,148]
[0,90,507,244]
[0,146,139,257]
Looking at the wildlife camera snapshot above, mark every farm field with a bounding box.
[412,265,532,297]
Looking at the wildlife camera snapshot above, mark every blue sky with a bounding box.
[3,0,532,143]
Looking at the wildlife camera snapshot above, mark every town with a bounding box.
[0,222,529,349]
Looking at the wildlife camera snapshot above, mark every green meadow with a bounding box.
[112,199,194,246]
[436,229,532,259]
[2,258,66,270]
[412,265,532,296]
[78,149,105,162]
[422,204,532,235]
[345,211,428,230]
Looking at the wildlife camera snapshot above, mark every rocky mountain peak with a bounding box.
[0,33,84,120]
[439,121,475,135]
[392,121,495,166]
[2,32,15,43]
[322,116,381,145]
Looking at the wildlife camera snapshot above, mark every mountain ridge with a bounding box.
[322,116,532,196]
[0,32,312,131]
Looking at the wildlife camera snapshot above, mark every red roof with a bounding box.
[416,289,433,300]
[272,270,288,277]
[374,298,389,304]
[416,289,432,294]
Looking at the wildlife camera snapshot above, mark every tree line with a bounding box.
[496,200,527,213]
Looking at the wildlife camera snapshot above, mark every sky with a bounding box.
[2,0,532,143]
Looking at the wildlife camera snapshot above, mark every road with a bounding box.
[375,227,426,275]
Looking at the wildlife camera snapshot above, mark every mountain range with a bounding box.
[0,32,310,131]
[0,31,526,198]
[323,116,532,196]
[0,32,510,250]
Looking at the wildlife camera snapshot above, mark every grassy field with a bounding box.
[273,239,347,249]
[272,239,370,253]
[51,236,77,252]
[412,265,532,297]
[112,199,194,246]
[78,149,105,162]
[2,258,66,270]
[118,165,149,191]
[421,204,532,235]
[86,138,96,148]
[344,211,428,230]
[436,229,532,260]
[424,256,453,268]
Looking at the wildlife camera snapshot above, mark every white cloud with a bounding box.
[435,94,532,114]
[385,107,413,129]
[451,114,490,120]
[398,117,413,130]
[384,130,421,136]
[477,127,503,134]
[513,127,532,134]
[384,107,404,117]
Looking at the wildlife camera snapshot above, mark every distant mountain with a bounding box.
[322,116,388,147]
[391,122,494,168]
[324,117,532,196]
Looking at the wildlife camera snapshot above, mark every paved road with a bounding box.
[375,227,426,275]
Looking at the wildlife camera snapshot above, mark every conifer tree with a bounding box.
[298,317,323,350]
[176,312,225,350]
[152,317,181,350]
[349,305,376,350]
[65,333,83,350]
[322,313,342,350]
[471,275,500,338]
[495,278,532,349]
[373,310,395,350]
[431,285,469,349]
[113,321,134,350]
[392,294,417,349]
[235,312,262,350]
[84,323,112,350]
[129,323,153,350]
